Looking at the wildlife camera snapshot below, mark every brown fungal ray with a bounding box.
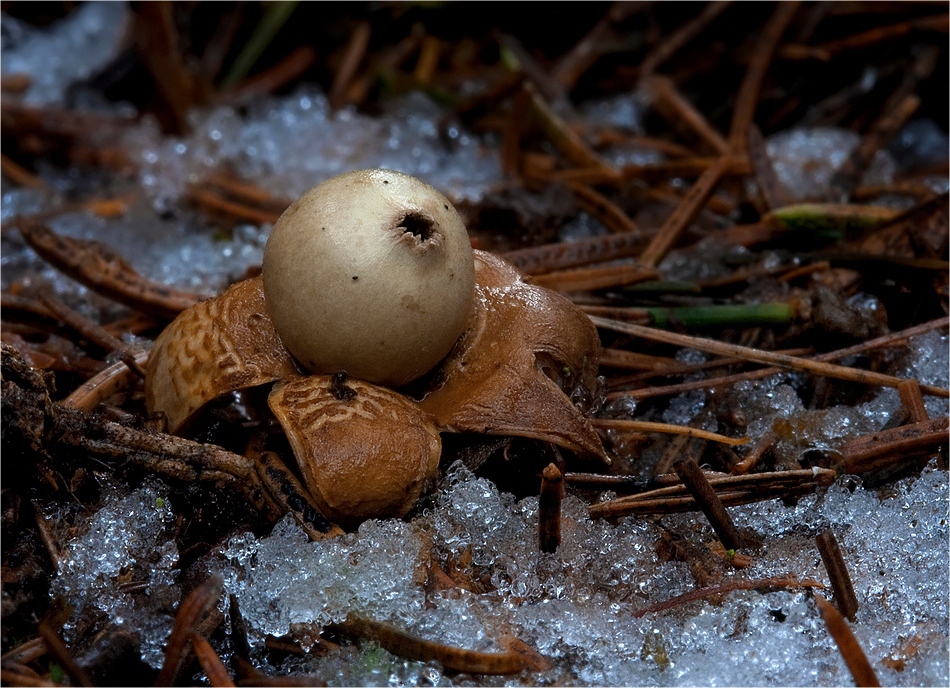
[146,276,298,433]
[268,374,442,527]
[417,250,607,460]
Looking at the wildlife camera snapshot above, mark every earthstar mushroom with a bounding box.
[145,169,605,528]
[262,168,476,387]
[268,373,441,527]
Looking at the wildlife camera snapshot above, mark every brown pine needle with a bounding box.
[590,315,949,398]
[531,264,660,292]
[637,154,730,268]
[728,2,801,154]
[589,468,836,518]
[156,574,224,687]
[191,633,236,687]
[633,575,825,618]
[590,418,749,446]
[815,595,882,687]
[63,352,150,412]
[338,614,527,675]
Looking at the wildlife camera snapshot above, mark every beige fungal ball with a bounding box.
[262,169,476,387]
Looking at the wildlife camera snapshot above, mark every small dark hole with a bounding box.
[330,372,357,401]
[399,213,435,241]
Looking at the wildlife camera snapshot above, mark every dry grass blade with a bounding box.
[0,637,48,666]
[0,667,57,687]
[530,263,660,292]
[590,315,950,398]
[525,82,616,173]
[608,315,950,401]
[187,186,283,225]
[828,93,920,203]
[815,595,882,687]
[644,75,729,154]
[37,289,146,378]
[568,182,643,235]
[811,13,948,56]
[132,1,208,133]
[1,153,46,189]
[639,1,733,76]
[329,20,372,109]
[551,1,647,89]
[746,124,791,210]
